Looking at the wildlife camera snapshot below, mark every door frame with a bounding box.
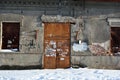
[43,22,71,68]
[1,21,20,50]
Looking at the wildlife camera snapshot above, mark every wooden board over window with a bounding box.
[2,22,20,51]
[44,22,70,69]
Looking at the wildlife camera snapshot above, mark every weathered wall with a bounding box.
[0,14,23,49]
[0,13,117,68]
[71,56,120,69]
[0,14,44,53]
[0,53,42,66]
[19,15,43,53]
[84,19,110,43]
[0,14,44,67]
[0,1,120,68]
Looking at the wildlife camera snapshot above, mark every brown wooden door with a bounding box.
[44,23,70,69]
[2,22,20,50]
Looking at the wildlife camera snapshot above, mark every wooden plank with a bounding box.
[56,39,70,68]
[44,23,70,39]
[44,55,56,69]
[57,56,70,68]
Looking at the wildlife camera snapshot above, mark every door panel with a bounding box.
[44,40,57,69]
[44,23,70,39]
[2,22,20,50]
[57,56,70,68]
[56,39,70,68]
[44,23,70,69]
[44,55,56,69]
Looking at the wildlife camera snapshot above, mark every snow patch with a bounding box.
[0,68,120,80]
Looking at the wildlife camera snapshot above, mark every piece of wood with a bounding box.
[44,55,56,69]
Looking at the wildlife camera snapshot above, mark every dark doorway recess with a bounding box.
[111,27,120,54]
[2,22,20,51]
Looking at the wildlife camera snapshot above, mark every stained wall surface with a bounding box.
[0,1,119,68]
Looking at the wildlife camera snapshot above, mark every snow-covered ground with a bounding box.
[0,68,120,80]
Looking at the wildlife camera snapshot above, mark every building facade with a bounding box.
[0,0,120,69]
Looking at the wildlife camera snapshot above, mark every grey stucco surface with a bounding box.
[71,56,120,69]
[84,19,110,43]
[0,1,120,69]
[0,53,42,66]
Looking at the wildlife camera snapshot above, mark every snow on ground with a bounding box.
[0,68,120,80]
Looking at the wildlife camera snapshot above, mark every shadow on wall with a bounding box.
[0,65,42,70]
[72,63,88,68]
